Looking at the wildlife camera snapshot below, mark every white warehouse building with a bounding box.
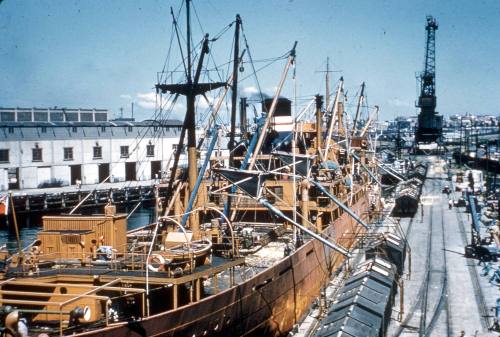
[0,107,183,191]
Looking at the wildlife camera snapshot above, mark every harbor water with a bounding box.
[0,205,155,253]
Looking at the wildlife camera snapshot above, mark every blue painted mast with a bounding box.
[222,116,265,218]
[467,192,481,245]
[181,128,219,228]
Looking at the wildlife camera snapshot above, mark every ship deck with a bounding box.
[5,256,246,286]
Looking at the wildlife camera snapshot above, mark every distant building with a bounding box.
[0,107,183,191]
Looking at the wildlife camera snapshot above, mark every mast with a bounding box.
[360,105,379,137]
[240,97,248,134]
[337,86,345,137]
[300,180,310,232]
[186,0,192,84]
[228,43,297,222]
[156,0,226,237]
[225,14,241,218]
[228,14,241,167]
[315,95,323,155]
[248,42,297,170]
[352,82,365,136]
[324,77,344,159]
[325,57,330,110]
[8,192,22,255]
[185,0,198,234]
[318,57,340,112]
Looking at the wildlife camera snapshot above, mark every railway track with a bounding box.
[422,203,451,337]
[392,173,451,337]
[418,201,434,337]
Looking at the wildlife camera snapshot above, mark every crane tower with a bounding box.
[415,15,442,144]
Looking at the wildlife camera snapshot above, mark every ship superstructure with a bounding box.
[0,2,382,337]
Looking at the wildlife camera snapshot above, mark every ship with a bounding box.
[0,2,380,336]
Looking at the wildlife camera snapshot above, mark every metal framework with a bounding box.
[422,16,438,97]
[416,15,442,144]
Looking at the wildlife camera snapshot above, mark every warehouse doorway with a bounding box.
[125,162,136,181]
[70,165,82,185]
[98,163,110,183]
[151,161,161,180]
[8,168,19,190]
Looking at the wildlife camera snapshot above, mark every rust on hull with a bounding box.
[73,194,368,337]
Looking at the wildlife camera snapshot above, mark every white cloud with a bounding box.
[242,86,258,95]
[135,91,233,122]
[137,101,156,109]
[135,91,187,120]
[137,92,156,102]
[136,92,157,109]
[120,94,132,100]
[388,98,412,108]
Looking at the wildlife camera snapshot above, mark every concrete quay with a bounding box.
[387,157,499,337]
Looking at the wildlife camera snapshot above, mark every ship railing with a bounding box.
[56,278,118,336]
[27,246,209,275]
[0,277,147,337]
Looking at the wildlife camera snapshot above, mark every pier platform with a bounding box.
[6,180,160,213]
[387,157,499,337]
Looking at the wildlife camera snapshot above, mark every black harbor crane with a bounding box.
[415,15,443,144]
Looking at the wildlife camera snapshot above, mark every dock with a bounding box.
[7,180,161,213]
[387,157,498,337]
[291,156,499,337]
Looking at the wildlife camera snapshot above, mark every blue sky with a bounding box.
[1,0,499,122]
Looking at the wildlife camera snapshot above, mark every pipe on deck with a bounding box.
[259,198,350,257]
[350,151,381,185]
[308,179,369,230]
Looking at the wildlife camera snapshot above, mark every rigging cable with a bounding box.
[240,24,266,108]
[158,20,176,84]
[170,6,188,79]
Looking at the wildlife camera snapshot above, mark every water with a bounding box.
[0,205,156,252]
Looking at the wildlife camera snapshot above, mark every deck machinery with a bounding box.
[415,15,443,145]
